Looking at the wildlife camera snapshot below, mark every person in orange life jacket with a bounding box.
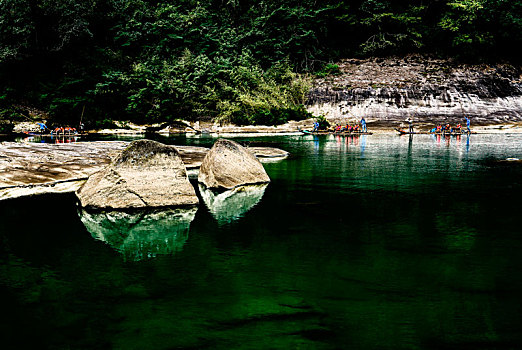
[455,123,462,132]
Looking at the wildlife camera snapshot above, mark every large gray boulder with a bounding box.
[198,139,270,190]
[76,139,198,209]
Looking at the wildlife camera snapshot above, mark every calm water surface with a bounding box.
[1,133,522,349]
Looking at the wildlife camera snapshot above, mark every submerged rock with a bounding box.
[247,147,289,160]
[199,183,268,224]
[198,139,270,190]
[76,139,198,209]
[79,207,197,261]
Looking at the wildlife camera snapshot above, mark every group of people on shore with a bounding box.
[406,116,471,134]
[334,123,362,133]
[37,122,85,135]
[429,123,465,134]
[313,117,368,133]
[51,126,78,135]
[309,115,472,135]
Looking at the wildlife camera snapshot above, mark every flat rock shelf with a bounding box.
[0,141,289,200]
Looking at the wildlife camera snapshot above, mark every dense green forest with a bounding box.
[1,0,521,129]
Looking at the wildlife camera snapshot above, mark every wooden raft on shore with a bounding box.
[299,129,373,135]
[395,128,477,135]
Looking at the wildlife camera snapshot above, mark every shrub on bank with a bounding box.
[316,115,330,130]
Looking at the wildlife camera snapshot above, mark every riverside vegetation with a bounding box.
[1,0,521,132]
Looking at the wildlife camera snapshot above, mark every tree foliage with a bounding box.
[0,0,521,126]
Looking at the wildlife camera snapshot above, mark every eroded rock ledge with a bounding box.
[0,141,288,200]
[307,55,522,127]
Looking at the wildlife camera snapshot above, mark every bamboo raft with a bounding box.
[300,130,373,136]
[22,132,82,137]
[395,128,476,135]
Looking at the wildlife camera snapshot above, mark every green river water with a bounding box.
[1,133,522,349]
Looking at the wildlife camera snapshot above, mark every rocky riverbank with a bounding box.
[72,56,522,133]
[307,55,522,130]
[0,141,288,200]
[3,56,522,136]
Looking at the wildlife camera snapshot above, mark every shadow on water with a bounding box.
[0,194,127,349]
[198,184,268,225]
[79,207,198,261]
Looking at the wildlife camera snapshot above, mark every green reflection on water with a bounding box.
[79,207,198,261]
[1,134,522,349]
[199,184,268,225]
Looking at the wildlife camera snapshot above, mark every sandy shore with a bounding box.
[88,120,522,136]
[7,116,522,139]
[8,119,521,141]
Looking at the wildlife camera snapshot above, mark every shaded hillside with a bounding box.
[1,1,522,128]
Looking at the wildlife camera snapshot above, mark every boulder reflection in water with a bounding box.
[199,184,268,225]
[79,207,197,261]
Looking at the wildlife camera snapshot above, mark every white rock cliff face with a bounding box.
[306,56,522,126]
[76,139,199,209]
[307,89,522,125]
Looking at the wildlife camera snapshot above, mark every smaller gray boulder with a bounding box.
[76,139,199,209]
[198,139,270,190]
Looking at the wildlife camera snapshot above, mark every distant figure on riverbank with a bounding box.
[465,116,471,133]
[406,117,413,133]
[37,122,47,134]
[361,117,367,132]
